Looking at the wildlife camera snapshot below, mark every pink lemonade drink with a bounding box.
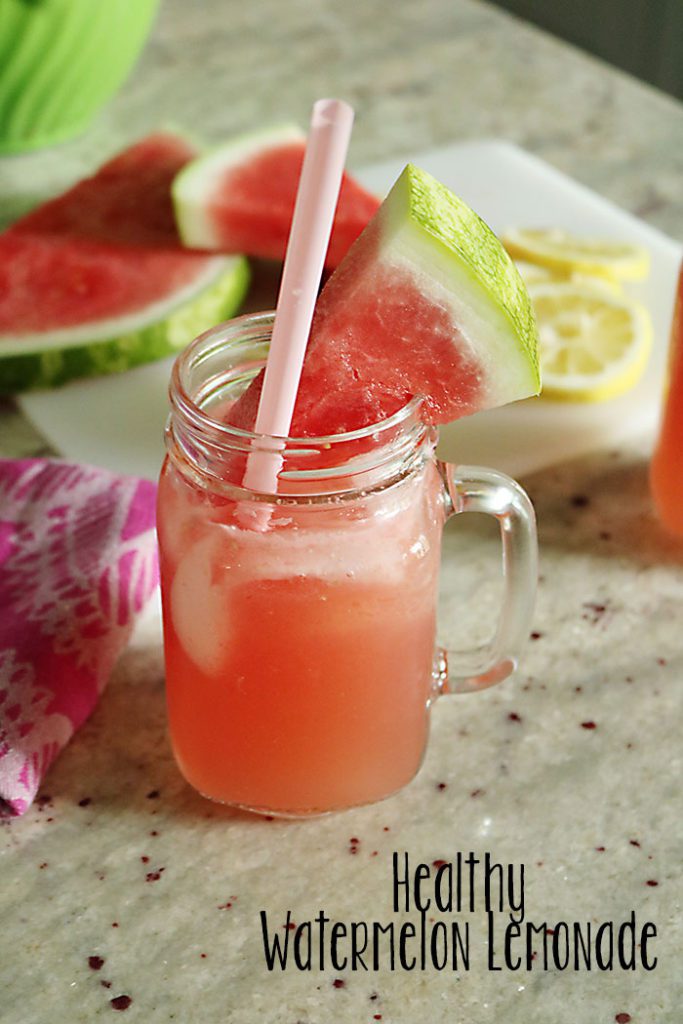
[158,445,443,814]
[158,313,538,816]
[650,263,683,536]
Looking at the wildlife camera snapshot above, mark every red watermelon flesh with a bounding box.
[227,218,483,437]
[174,136,380,269]
[226,163,540,441]
[0,134,216,333]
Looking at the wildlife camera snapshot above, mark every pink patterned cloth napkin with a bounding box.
[0,459,158,816]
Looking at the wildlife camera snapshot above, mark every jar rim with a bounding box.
[170,309,426,448]
[167,310,435,499]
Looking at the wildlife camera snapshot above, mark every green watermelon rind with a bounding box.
[0,255,250,394]
[384,165,541,404]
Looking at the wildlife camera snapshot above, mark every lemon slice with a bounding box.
[514,260,557,287]
[504,228,650,281]
[529,283,652,402]
[568,272,623,296]
[513,258,622,295]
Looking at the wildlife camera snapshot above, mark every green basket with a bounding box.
[0,0,161,154]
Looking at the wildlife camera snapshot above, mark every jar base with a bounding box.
[193,782,413,819]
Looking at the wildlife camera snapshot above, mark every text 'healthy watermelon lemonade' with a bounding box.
[157,162,541,816]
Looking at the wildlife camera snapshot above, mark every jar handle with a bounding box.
[435,462,538,695]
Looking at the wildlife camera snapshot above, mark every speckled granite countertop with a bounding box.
[1,2,682,1022]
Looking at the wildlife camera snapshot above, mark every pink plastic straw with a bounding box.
[242,99,355,498]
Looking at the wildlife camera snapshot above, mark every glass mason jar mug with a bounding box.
[157,312,538,816]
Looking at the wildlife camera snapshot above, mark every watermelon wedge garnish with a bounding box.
[172,125,380,269]
[229,163,540,436]
[0,134,250,393]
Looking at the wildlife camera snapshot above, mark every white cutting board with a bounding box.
[17,140,682,480]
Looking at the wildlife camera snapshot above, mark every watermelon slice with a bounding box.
[172,125,381,269]
[0,134,250,394]
[229,164,540,437]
